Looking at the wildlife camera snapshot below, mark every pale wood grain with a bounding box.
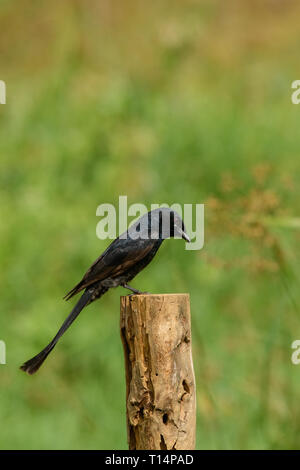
[120,294,196,450]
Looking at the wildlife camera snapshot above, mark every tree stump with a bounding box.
[120,294,196,450]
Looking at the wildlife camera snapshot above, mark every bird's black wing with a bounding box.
[64,237,156,300]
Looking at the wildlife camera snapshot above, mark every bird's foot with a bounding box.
[127,291,150,297]
[122,284,150,295]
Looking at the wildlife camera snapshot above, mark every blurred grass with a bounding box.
[0,0,300,449]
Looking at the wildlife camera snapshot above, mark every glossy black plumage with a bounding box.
[20,208,190,374]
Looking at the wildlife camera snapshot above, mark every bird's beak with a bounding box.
[182,231,191,243]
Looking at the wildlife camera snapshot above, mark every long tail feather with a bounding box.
[20,289,94,375]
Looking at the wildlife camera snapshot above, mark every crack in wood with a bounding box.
[120,294,196,450]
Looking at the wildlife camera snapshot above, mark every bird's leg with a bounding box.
[122,283,150,295]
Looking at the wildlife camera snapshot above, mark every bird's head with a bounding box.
[139,208,191,243]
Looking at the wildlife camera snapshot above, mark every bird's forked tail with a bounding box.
[20,288,95,375]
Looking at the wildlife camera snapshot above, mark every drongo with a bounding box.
[20,207,190,374]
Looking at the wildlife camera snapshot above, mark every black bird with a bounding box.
[20,207,190,374]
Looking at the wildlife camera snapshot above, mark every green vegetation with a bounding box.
[0,0,299,449]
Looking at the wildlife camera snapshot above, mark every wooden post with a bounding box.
[120,294,196,450]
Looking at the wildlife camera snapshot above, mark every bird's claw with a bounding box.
[127,291,150,297]
[122,283,150,296]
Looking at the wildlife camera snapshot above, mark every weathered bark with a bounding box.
[120,294,196,450]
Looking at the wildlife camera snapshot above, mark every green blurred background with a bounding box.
[0,0,300,450]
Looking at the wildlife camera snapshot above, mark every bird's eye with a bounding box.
[136,223,140,232]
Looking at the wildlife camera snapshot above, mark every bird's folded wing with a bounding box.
[83,239,154,283]
[64,238,155,299]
